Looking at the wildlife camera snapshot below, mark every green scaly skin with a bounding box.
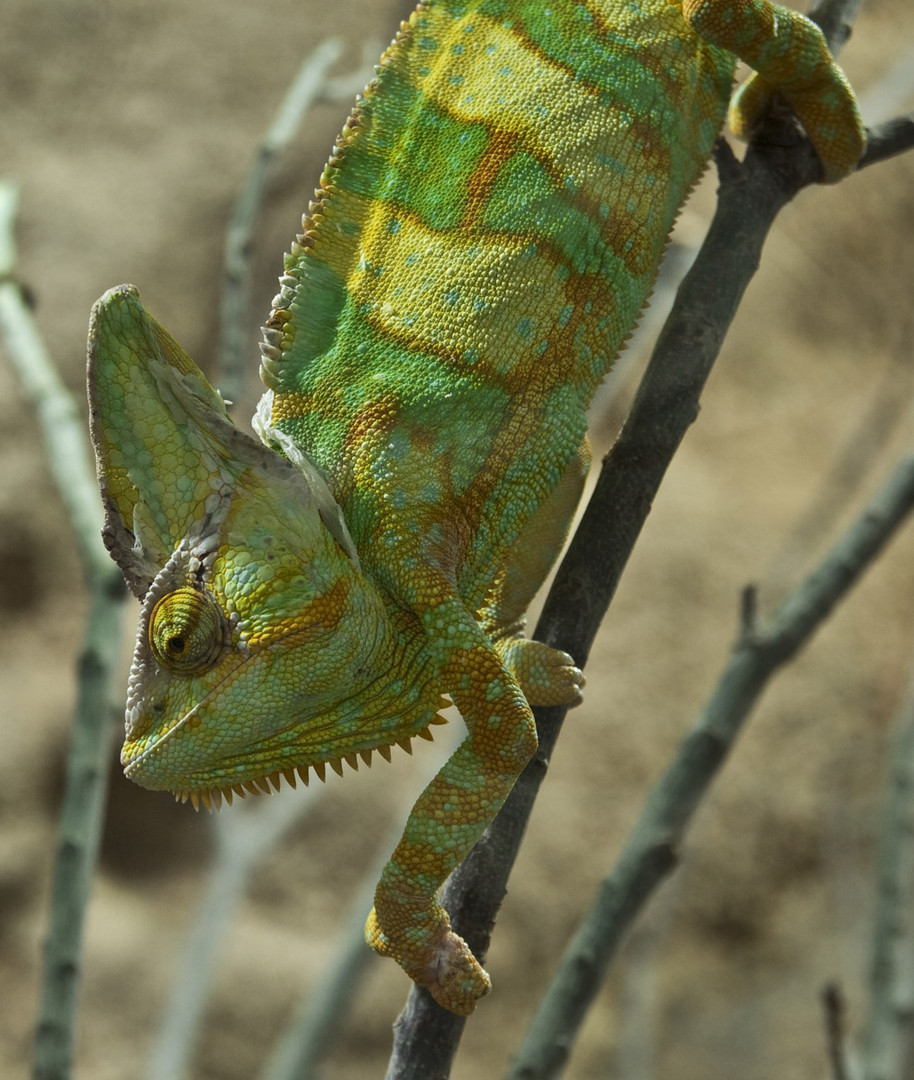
[88,0,864,1014]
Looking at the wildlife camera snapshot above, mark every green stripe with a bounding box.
[336,55,489,231]
[278,290,510,484]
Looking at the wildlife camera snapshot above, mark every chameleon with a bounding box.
[87,0,864,1015]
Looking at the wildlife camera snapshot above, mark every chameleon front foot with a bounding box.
[365,905,492,1015]
[495,636,585,708]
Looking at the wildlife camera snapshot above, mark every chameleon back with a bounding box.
[259,0,735,604]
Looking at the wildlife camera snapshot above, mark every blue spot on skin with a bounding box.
[558,303,574,328]
[386,218,401,234]
[516,317,533,340]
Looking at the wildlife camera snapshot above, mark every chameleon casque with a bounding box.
[87,0,864,1015]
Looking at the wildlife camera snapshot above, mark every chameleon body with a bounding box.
[87,0,864,1014]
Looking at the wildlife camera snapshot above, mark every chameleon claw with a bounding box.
[365,906,492,1015]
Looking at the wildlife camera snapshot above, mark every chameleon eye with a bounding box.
[148,587,225,675]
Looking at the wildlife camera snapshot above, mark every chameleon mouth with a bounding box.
[171,713,449,812]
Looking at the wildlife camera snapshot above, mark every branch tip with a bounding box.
[739,584,759,641]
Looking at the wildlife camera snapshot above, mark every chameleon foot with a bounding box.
[365,906,492,1015]
[496,636,585,707]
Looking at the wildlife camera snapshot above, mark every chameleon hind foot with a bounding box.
[683,0,865,182]
[365,904,491,1015]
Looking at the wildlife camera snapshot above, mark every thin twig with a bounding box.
[765,344,913,590]
[261,725,461,1080]
[219,38,370,404]
[507,452,914,1080]
[145,789,322,1080]
[0,181,127,1080]
[859,114,914,171]
[860,672,914,1080]
[809,0,865,54]
[823,982,857,1080]
[0,182,107,577]
[259,867,379,1080]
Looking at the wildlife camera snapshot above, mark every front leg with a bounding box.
[484,442,589,707]
[365,599,537,1015]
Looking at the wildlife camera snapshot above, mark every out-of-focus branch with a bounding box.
[0,182,109,579]
[0,181,127,1080]
[823,983,858,1080]
[508,450,914,1079]
[860,672,914,1080]
[145,788,323,1080]
[219,38,377,404]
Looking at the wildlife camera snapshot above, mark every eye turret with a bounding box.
[148,587,225,675]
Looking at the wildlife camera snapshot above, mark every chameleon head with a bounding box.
[87,286,397,801]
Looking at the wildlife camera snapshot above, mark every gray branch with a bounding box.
[860,672,914,1080]
[507,454,914,1080]
[219,38,375,404]
[0,181,127,1080]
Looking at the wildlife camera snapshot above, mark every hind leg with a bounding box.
[682,0,865,181]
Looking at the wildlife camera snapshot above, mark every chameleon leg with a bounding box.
[484,442,590,707]
[366,598,538,1015]
[682,0,866,181]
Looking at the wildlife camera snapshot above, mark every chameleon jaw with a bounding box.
[167,714,448,812]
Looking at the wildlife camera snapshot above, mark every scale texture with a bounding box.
[87,0,864,1014]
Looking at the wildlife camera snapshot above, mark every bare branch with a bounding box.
[823,982,858,1080]
[0,182,127,1080]
[145,790,323,1080]
[808,0,865,54]
[859,115,914,171]
[218,38,370,403]
[860,674,914,1080]
[0,182,108,580]
[506,453,914,1080]
[385,60,914,1071]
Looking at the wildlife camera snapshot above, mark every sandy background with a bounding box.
[2,0,913,1076]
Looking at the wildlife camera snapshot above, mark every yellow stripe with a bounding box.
[348,201,571,376]
[412,11,672,206]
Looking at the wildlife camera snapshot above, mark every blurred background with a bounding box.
[1,0,913,1076]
